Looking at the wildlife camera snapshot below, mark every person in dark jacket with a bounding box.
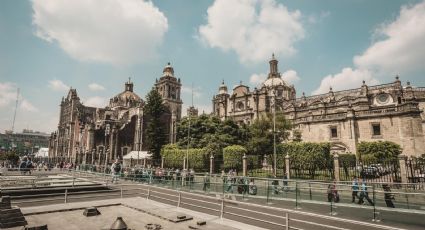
[382,184,395,208]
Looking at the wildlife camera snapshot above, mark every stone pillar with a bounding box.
[399,155,408,184]
[285,154,290,179]
[210,154,214,174]
[161,156,164,168]
[333,153,340,182]
[242,154,247,176]
[183,157,186,170]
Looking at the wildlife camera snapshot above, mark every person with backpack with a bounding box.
[19,157,28,175]
[26,158,33,175]
[111,159,121,184]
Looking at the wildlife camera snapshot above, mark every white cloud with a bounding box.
[198,0,304,63]
[307,11,330,24]
[88,83,106,91]
[281,70,300,84]
[249,73,267,86]
[181,85,202,98]
[20,99,38,112]
[312,68,379,95]
[313,1,425,95]
[83,96,107,108]
[0,82,17,107]
[353,1,425,75]
[32,0,168,65]
[48,79,69,91]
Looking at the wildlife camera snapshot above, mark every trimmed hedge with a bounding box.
[223,145,247,170]
[267,142,331,170]
[161,144,208,170]
[357,141,402,162]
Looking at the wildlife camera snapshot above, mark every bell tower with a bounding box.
[155,62,182,143]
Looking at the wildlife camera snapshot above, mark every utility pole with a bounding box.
[11,88,19,133]
[186,83,193,170]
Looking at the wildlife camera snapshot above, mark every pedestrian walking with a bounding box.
[249,179,257,195]
[351,176,360,203]
[111,159,121,184]
[282,173,289,192]
[358,179,374,205]
[272,176,279,195]
[382,184,395,208]
[203,172,210,192]
[327,180,339,202]
[26,158,33,175]
[19,157,27,175]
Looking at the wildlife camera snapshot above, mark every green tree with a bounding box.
[176,115,249,151]
[246,113,292,156]
[144,88,166,160]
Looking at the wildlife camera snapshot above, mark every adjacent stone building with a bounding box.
[48,63,182,164]
[213,55,425,157]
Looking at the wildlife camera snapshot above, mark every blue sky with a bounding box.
[1,0,424,134]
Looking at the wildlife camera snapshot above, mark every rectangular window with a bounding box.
[372,124,381,136]
[330,127,338,138]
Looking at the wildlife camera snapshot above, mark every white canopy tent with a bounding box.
[123,151,152,167]
[35,148,49,158]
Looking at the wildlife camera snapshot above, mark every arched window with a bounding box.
[237,101,244,111]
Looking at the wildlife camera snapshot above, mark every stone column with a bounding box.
[398,155,408,184]
[242,154,247,176]
[161,156,164,168]
[210,154,214,174]
[183,157,186,170]
[285,154,290,179]
[333,153,340,181]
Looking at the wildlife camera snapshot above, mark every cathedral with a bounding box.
[48,63,182,164]
[213,55,425,157]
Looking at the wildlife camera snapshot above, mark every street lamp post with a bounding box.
[273,89,277,176]
[104,123,110,174]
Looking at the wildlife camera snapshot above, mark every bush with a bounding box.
[357,141,402,162]
[161,145,208,170]
[223,145,247,170]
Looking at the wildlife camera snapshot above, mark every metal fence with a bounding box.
[4,170,423,229]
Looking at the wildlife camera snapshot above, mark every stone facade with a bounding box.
[213,55,425,157]
[49,63,182,164]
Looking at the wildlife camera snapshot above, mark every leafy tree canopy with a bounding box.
[246,113,292,155]
[176,114,249,154]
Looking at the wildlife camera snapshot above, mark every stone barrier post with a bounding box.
[210,154,214,175]
[161,156,164,168]
[398,155,408,184]
[242,154,247,177]
[285,154,290,179]
[333,153,340,181]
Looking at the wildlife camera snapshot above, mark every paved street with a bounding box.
[7,176,423,230]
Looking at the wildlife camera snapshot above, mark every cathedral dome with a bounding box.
[162,62,175,77]
[110,79,143,108]
[262,77,286,88]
